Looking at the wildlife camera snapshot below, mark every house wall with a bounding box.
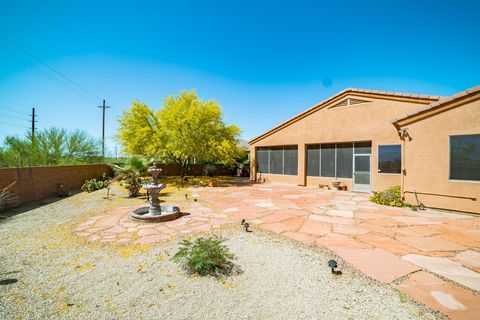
[401,98,480,213]
[250,94,429,191]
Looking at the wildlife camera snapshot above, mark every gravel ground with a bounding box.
[0,187,442,320]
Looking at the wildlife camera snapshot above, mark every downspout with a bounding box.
[395,124,407,200]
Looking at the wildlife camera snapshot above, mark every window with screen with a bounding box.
[307,142,370,178]
[450,134,480,181]
[307,145,320,176]
[336,143,353,178]
[256,148,269,173]
[320,144,336,177]
[378,145,401,174]
[269,147,283,174]
[284,146,298,175]
[256,146,298,175]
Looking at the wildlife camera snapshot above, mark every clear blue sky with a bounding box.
[1,0,479,156]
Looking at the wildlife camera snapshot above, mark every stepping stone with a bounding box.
[393,225,439,237]
[453,250,480,272]
[333,224,369,235]
[283,232,317,245]
[392,216,441,226]
[95,216,121,227]
[135,234,169,244]
[260,222,295,234]
[396,235,466,252]
[402,254,480,291]
[326,209,354,218]
[309,214,353,225]
[137,229,160,237]
[355,233,418,256]
[299,220,331,236]
[259,212,296,224]
[334,248,420,283]
[396,271,480,320]
[317,233,371,251]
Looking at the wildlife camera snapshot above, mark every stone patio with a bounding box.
[75,181,480,319]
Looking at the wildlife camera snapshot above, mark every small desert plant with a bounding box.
[203,164,216,177]
[111,164,142,197]
[370,185,407,207]
[81,174,111,193]
[0,181,17,210]
[172,236,235,276]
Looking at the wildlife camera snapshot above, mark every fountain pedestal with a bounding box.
[129,163,181,222]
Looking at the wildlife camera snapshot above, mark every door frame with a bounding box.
[353,154,372,192]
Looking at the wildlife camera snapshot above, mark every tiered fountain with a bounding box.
[129,163,181,222]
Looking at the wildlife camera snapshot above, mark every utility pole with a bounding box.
[30,107,37,148]
[98,99,110,159]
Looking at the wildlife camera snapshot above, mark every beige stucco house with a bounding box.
[249,86,480,214]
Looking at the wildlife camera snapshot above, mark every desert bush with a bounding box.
[203,164,216,177]
[111,164,142,197]
[0,181,17,210]
[370,185,406,207]
[81,174,111,193]
[172,236,235,276]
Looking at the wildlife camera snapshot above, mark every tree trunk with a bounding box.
[180,158,191,177]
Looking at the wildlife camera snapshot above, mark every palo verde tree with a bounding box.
[117,90,242,177]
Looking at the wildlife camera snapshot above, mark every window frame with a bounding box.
[306,141,371,179]
[448,134,480,183]
[377,144,402,175]
[256,145,298,176]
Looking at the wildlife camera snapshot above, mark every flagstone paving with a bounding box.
[75,181,480,319]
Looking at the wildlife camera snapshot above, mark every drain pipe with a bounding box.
[397,127,409,201]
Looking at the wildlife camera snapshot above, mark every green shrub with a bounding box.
[81,174,111,193]
[172,236,235,276]
[203,164,216,177]
[370,185,406,207]
[111,164,142,197]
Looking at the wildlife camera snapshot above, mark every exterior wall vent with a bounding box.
[330,98,370,109]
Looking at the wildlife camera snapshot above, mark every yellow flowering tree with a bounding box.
[117,90,242,177]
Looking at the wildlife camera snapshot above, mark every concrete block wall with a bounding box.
[0,164,111,209]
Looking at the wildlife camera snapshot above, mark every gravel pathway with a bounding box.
[0,188,442,320]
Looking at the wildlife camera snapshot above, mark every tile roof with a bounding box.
[392,85,480,124]
[249,87,442,144]
[342,88,443,100]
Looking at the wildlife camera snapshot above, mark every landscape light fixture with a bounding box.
[328,259,338,273]
[241,219,251,232]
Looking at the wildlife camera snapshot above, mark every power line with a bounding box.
[0,104,30,115]
[0,46,95,102]
[0,111,29,122]
[0,97,30,109]
[0,35,101,102]
[0,120,28,127]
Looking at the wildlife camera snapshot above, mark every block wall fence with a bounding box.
[0,164,112,209]
[0,163,235,209]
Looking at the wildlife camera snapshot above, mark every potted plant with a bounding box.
[203,164,218,187]
[331,179,341,190]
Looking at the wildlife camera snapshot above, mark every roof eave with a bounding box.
[249,88,440,145]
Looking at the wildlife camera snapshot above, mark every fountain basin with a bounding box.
[130,205,181,222]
